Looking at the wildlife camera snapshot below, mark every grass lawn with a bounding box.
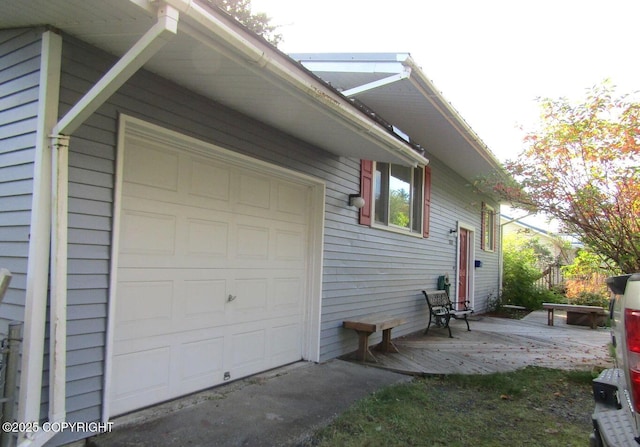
[305,366,598,447]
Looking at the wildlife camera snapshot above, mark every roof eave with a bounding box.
[151,0,429,166]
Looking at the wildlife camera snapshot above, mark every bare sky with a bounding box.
[252,0,640,163]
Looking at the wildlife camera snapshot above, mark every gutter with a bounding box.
[161,0,427,167]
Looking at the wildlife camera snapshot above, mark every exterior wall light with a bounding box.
[349,194,366,209]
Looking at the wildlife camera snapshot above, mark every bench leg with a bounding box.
[375,328,399,354]
[354,330,377,362]
[462,315,470,332]
[547,308,554,326]
[590,312,597,330]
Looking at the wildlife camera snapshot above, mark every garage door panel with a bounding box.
[186,218,229,257]
[183,278,227,319]
[273,277,303,310]
[120,210,176,256]
[231,277,267,312]
[235,224,269,260]
[275,229,305,261]
[188,157,231,201]
[110,345,171,415]
[124,137,179,193]
[237,173,271,209]
[178,336,224,389]
[112,129,315,416]
[231,328,266,371]
[276,182,308,217]
[270,323,302,366]
[114,280,173,341]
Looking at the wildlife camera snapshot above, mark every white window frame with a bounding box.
[482,203,496,252]
[371,161,424,236]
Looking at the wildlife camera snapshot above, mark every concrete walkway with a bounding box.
[90,311,612,447]
[89,360,411,447]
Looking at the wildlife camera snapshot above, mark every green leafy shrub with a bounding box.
[502,234,564,309]
[570,291,609,308]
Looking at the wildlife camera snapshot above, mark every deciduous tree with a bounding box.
[207,0,282,46]
[486,82,640,273]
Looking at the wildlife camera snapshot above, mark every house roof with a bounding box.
[1,0,428,167]
[289,53,506,183]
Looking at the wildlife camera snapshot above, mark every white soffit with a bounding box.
[292,53,504,182]
[0,0,427,167]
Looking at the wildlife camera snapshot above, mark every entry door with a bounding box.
[458,228,470,310]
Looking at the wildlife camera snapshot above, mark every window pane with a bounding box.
[390,165,411,229]
[375,163,389,224]
[483,205,495,251]
[412,167,423,233]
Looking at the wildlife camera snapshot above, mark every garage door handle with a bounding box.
[227,295,237,302]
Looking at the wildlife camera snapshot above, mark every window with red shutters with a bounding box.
[359,160,429,237]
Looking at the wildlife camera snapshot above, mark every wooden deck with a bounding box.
[345,310,613,375]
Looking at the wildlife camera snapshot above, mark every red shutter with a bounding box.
[359,160,373,225]
[423,165,431,238]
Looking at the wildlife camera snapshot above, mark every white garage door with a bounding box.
[109,123,318,416]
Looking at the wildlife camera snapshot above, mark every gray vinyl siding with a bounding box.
[320,156,500,360]
[47,34,500,444]
[0,28,41,332]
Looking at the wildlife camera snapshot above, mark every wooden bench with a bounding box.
[542,303,607,329]
[502,304,527,311]
[343,314,406,362]
[422,290,473,338]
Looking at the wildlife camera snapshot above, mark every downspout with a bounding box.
[48,134,70,427]
[18,5,178,447]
